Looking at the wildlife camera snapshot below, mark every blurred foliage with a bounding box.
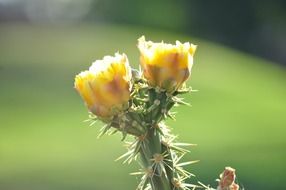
[0,0,285,63]
[88,0,286,64]
[89,0,187,31]
[0,23,285,190]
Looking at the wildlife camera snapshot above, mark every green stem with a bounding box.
[136,88,188,190]
[161,143,175,187]
[139,127,173,190]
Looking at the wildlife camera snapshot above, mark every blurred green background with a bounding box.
[0,1,286,190]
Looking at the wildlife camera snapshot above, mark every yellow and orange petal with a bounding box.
[138,36,196,92]
[74,53,132,118]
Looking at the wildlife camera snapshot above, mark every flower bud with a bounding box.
[138,36,196,93]
[74,53,132,118]
[218,167,239,190]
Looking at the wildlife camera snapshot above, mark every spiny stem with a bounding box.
[135,87,197,190]
[115,86,198,190]
[139,127,172,190]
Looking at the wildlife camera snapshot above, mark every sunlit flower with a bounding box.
[218,167,239,190]
[138,36,196,92]
[74,53,132,118]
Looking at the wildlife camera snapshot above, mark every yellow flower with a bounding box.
[138,36,197,92]
[74,53,132,118]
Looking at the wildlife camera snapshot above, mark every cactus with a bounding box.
[87,72,211,190]
[75,37,240,190]
[119,77,200,190]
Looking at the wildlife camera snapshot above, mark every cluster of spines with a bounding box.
[87,71,213,190]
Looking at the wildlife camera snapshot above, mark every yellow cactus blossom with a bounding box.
[74,53,132,118]
[138,36,197,92]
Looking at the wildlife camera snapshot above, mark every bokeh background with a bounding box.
[0,0,285,190]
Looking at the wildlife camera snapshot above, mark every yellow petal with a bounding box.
[74,53,131,118]
[138,36,196,92]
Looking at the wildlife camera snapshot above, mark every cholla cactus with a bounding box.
[74,37,240,190]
